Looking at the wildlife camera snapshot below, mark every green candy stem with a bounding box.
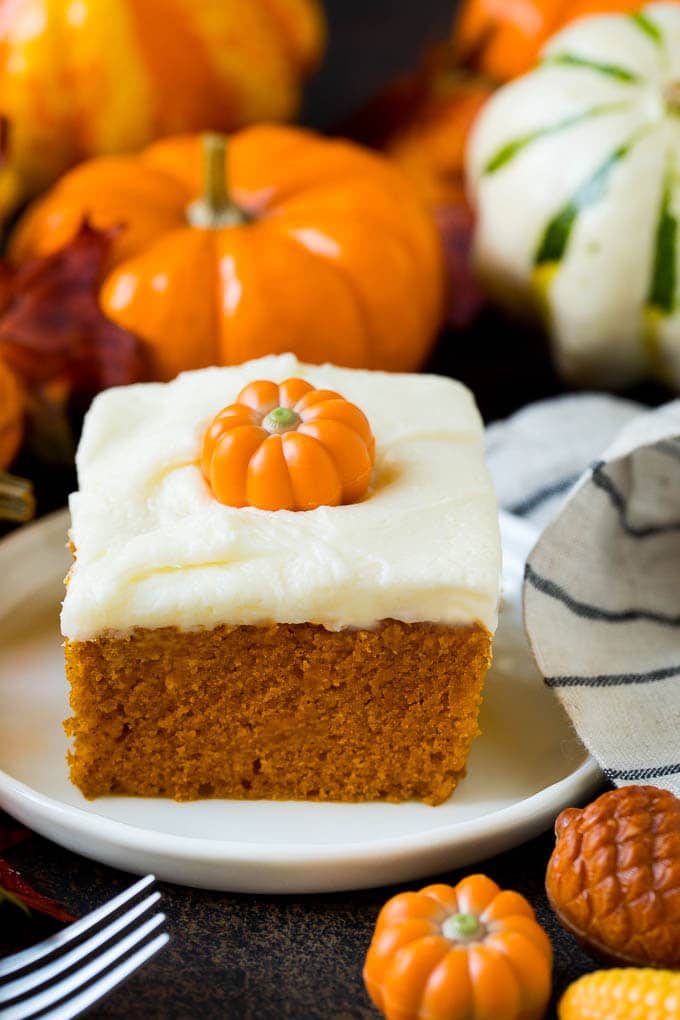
[186,132,250,229]
[666,81,680,114]
[263,407,300,434]
[441,912,485,943]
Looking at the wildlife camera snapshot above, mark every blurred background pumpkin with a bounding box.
[0,354,23,468]
[10,126,445,378]
[0,0,325,218]
[452,0,680,81]
[468,3,680,389]
[2,0,679,514]
[342,51,493,330]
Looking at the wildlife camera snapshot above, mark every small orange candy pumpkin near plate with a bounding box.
[364,874,552,1020]
[201,378,375,512]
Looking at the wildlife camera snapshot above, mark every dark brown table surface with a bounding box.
[0,1,671,1016]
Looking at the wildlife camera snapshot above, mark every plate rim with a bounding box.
[0,509,603,884]
[0,756,601,865]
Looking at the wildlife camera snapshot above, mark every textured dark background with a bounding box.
[3,820,598,1019]
[1,0,659,1017]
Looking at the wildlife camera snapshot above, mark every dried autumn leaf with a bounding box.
[0,859,75,923]
[0,220,146,406]
[0,813,30,853]
[436,202,483,330]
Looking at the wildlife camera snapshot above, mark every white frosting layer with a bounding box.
[61,355,501,639]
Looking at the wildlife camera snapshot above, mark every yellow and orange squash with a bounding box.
[363,874,553,1020]
[0,0,325,216]
[202,378,375,511]
[11,127,445,379]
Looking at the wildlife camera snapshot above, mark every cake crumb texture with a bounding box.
[64,621,492,806]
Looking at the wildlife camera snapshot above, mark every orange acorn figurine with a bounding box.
[546,785,680,968]
[363,874,552,1020]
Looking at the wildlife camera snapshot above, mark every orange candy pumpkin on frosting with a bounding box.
[201,378,375,512]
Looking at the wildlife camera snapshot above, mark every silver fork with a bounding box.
[0,874,168,1020]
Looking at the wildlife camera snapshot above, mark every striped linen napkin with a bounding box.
[487,394,680,795]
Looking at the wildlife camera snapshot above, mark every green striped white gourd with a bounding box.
[467,3,680,389]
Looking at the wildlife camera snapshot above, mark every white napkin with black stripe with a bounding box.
[487,394,680,795]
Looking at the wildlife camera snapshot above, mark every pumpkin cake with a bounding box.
[62,353,501,805]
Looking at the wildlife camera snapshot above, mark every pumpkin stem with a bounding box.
[186,133,251,229]
[263,407,300,434]
[0,470,35,523]
[666,81,680,114]
[441,912,485,943]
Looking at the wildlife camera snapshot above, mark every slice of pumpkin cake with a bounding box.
[62,353,501,804]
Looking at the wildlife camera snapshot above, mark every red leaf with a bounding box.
[0,220,146,404]
[0,858,76,924]
[0,824,30,854]
[436,202,484,330]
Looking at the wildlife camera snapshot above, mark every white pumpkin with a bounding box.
[468,3,680,389]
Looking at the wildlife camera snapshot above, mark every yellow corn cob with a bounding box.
[559,969,680,1020]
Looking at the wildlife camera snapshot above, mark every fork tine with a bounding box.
[0,875,156,978]
[0,891,161,1003]
[1,912,166,1020]
[30,933,169,1020]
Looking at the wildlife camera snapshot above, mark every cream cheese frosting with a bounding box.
[61,354,501,640]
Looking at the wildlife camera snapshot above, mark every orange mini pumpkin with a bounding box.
[364,875,552,1020]
[0,0,325,216]
[201,377,375,512]
[452,0,679,81]
[10,127,445,380]
[0,357,24,469]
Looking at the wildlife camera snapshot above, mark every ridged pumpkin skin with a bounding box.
[363,875,552,1020]
[453,0,678,81]
[468,4,680,389]
[0,0,324,216]
[201,377,375,511]
[0,358,23,469]
[11,126,445,379]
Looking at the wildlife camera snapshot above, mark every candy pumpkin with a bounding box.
[202,378,375,511]
[468,3,680,389]
[11,127,445,379]
[363,875,552,1020]
[453,0,679,81]
[0,0,324,216]
[0,357,23,469]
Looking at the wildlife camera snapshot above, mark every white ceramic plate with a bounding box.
[0,510,600,893]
